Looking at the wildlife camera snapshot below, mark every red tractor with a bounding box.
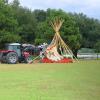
[0,43,32,64]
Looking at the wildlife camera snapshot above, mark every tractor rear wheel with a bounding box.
[6,52,18,64]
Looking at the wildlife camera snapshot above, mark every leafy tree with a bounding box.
[71,13,100,48]
[35,20,54,45]
[0,0,20,48]
[34,9,46,22]
[11,0,20,8]
[11,2,37,43]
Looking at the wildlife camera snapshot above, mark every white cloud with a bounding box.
[9,0,100,19]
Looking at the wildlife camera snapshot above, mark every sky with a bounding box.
[9,0,100,19]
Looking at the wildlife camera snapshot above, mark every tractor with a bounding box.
[0,43,32,64]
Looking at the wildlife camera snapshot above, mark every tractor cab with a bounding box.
[6,43,22,58]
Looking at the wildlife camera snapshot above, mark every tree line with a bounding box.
[0,0,100,56]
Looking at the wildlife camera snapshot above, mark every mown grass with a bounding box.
[0,60,100,100]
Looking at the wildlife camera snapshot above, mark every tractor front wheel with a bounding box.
[6,52,18,64]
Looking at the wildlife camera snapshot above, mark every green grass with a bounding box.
[0,60,100,100]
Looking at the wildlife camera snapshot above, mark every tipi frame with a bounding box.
[45,18,78,62]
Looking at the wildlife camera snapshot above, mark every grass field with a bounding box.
[0,60,100,100]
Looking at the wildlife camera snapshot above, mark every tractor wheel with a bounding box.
[25,56,33,63]
[6,52,18,64]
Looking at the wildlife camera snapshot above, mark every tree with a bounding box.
[11,0,20,8]
[71,13,100,48]
[0,0,20,48]
[35,20,54,45]
[11,3,37,43]
[34,9,46,22]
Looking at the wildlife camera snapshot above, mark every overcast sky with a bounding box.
[9,0,100,19]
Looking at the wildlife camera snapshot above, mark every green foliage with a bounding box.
[11,2,37,43]
[71,13,100,48]
[0,32,20,43]
[11,0,20,8]
[35,38,46,45]
[35,21,54,44]
[67,34,82,50]
[34,9,47,22]
[0,0,20,47]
